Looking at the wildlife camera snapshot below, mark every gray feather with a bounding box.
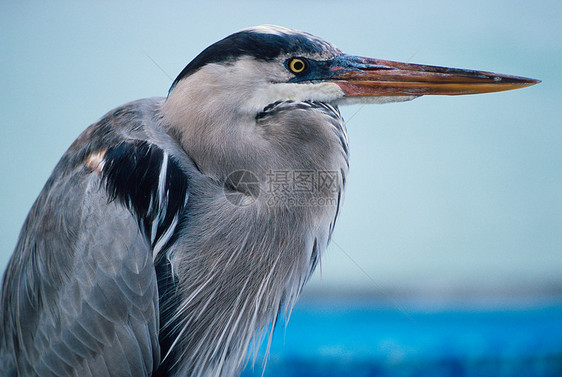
[1,26,351,377]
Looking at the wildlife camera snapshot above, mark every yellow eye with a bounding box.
[288,58,307,74]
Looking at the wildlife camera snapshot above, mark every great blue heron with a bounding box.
[0,25,538,377]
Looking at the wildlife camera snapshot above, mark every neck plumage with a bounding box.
[161,201,320,377]
[158,76,349,377]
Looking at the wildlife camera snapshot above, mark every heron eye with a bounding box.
[288,58,307,74]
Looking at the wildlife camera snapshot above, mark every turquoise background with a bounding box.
[1,0,559,297]
[2,2,560,375]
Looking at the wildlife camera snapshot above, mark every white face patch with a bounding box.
[244,82,346,113]
[334,95,420,106]
[165,49,417,127]
[167,57,347,115]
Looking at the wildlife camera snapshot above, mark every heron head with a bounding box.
[167,25,539,115]
[162,25,539,180]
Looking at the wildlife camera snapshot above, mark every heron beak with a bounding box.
[330,55,540,97]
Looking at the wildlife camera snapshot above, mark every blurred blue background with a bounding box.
[1,1,560,376]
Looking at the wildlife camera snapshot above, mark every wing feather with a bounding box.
[0,99,193,376]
